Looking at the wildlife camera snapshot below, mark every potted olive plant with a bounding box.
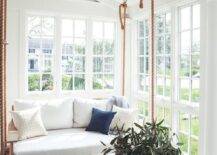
[101,120,182,155]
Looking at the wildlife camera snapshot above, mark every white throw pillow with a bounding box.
[14,98,74,130]
[111,105,137,131]
[73,98,107,127]
[10,108,47,140]
[41,99,73,130]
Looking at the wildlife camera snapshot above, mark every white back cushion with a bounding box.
[110,105,137,131]
[73,98,107,127]
[11,108,47,140]
[14,98,73,130]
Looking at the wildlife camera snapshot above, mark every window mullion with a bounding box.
[54,16,62,96]
[86,19,93,93]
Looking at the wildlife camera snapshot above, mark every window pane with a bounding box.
[165,56,171,76]
[42,55,52,72]
[62,38,73,55]
[157,77,164,95]
[139,75,145,91]
[74,74,85,90]
[192,29,200,53]
[28,74,40,91]
[104,23,114,39]
[62,19,73,37]
[28,56,39,72]
[28,37,41,53]
[42,17,54,36]
[165,13,171,33]
[93,22,103,38]
[62,74,73,90]
[180,56,190,77]
[74,38,86,55]
[179,112,190,133]
[104,57,114,73]
[191,138,199,155]
[28,16,41,36]
[164,108,171,126]
[62,56,74,73]
[104,40,114,55]
[165,78,171,97]
[192,78,200,102]
[93,57,103,72]
[139,21,145,37]
[181,31,191,53]
[165,35,171,54]
[138,100,148,116]
[180,78,190,101]
[191,115,199,137]
[93,40,103,55]
[157,106,164,121]
[157,56,164,75]
[156,15,164,34]
[74,56,85,72]
[74,20,86,37]
[193,4,200,29]
[181,7,191,31]
[157,36,164,54]
[179,133,189,153]
[192,55,200,77]
[139,39,145,55]
[104,74,114,89]
[42,37,54,54]
[139,57,144,73]
[42,74,53,91]
[93,74,103,89]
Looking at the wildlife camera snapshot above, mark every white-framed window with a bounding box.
[179,4,200,104]
[135,2,200,155]
[92,21,115,90]
[27,15,55,92]
[25,15,117,96]
[61,19,86,90]
[178,3,200,155]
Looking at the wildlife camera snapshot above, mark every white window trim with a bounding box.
[18,10,121,99]
[131,1,200,155]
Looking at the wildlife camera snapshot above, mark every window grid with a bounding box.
[178,4,200,103]
[92,22,115,90]
[27,16,55,92]
[61,19,86,91]
[136,3,200,155]
[156,12,172,98]
[138,20,149,94]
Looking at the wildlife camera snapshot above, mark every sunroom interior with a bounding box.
[0,0,216,154]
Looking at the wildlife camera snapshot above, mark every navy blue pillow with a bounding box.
[86,108,116,135]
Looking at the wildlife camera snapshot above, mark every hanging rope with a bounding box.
[119,1,127,96]
[150,0,155,123]
[0,0,7,154]
[139,0,144,9]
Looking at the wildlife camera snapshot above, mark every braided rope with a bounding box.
[150,0,156,123]
[0,0,7,153]
[119,2,127,96]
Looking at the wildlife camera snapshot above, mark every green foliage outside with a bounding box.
[62,75,73,90]
[42,74,53,91]
[28,74,40,91]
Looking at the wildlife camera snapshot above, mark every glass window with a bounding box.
[27,16,55,91]
[92,22,115,90]
[61,19,86,90]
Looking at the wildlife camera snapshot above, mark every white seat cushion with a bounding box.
[14,128,114,155]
